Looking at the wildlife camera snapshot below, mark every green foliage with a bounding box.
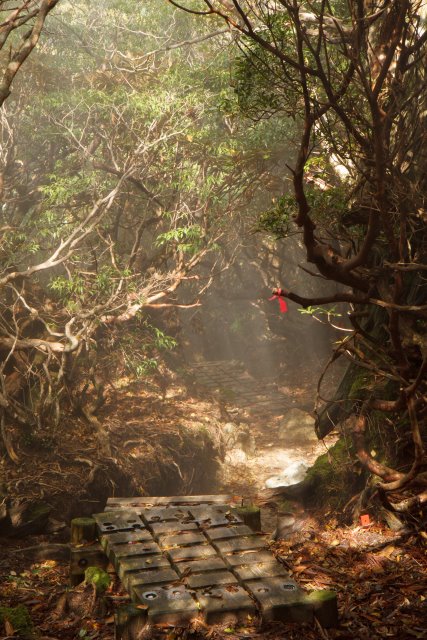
[306,184,348,227]
[349,373,371,400]
[84,566,111,593]
[40,173,94,207]
[118,323,177,379]
[156,225,203,254]
[298,306,342,318]
[48,266,129,310]
[152,326,177,351]
[0,605,33,639]
[255,195,294,238]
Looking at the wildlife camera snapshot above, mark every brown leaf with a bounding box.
[4,619,15,636]
[225,585,239,592]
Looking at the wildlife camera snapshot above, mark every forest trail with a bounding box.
[189,360,291,416]
[1,359,426,640]
[188,359,336,499]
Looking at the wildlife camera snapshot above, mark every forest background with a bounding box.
[0,0,426,526]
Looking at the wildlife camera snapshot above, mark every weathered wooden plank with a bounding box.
[106,495,237,509]
[204,525,253,542]
[69,544,109,585]
[100,529,152,552]
[174,556,228,577]
[124,567,180,593]
[167,544,217,563]
[115,604,147,640]
[92,496,338,632]
[150,520,199,537]
[109,541,161,565]
[140,507,193,525]
[118,554,171,581]
[245,577,310,623]
[158,531,206,549]
[195,585,257,625]
[304,590,339,628]
[233,561,290,582]
[213,535,268,555]
[132,583,198,625]
[223,550,276,567]
[184,570,238,590]
[189,505,243,527]
[93,511,144,535]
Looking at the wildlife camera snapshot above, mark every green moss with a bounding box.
[73,517,96,527]
[276,499,296,513]
[305,438,362,509]
[0,605,34,638]
[349,372,372,400]
[28,503,51,519]
[306,439,352,481]
[84,566,111,593]
[236,505,259,514]
[306,590,336,604]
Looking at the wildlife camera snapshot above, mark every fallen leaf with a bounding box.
[4,619,15,636]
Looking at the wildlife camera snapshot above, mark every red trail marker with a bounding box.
[269,288,288,313]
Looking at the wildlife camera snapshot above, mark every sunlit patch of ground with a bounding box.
[220,412,337,498]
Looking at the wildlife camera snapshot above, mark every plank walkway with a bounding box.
[71,495,338,635]
[188,360,289,416]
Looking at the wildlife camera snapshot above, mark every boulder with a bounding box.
[0,500,51,537]
[265,460,309,488]
[278,408,317,443]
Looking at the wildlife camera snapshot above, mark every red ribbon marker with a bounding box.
[269,288,288,313]
[360,514,371,527]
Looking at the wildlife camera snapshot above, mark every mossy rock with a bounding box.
[305,439,363,509]
[7,501,51,537]
[276,498,298,513]
[84,566,111,593]
[0,605,34,638]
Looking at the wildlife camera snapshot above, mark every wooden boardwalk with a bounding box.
[71,495,337,635]
[188,360,289,415]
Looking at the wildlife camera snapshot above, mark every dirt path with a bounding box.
[187,359,337,502]
[1,358,426,640]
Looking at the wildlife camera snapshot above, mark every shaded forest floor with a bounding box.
[1,515,426,639]
[1,364,426,639]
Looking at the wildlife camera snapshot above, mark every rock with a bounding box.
[10,501,51,536]
[265,460,309,488]
[0,500,51,537]
[222,422,239,445]
[225,448,247,464]
[278,408,317,442]
[223,423,256,456]
[272,512,297,540]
